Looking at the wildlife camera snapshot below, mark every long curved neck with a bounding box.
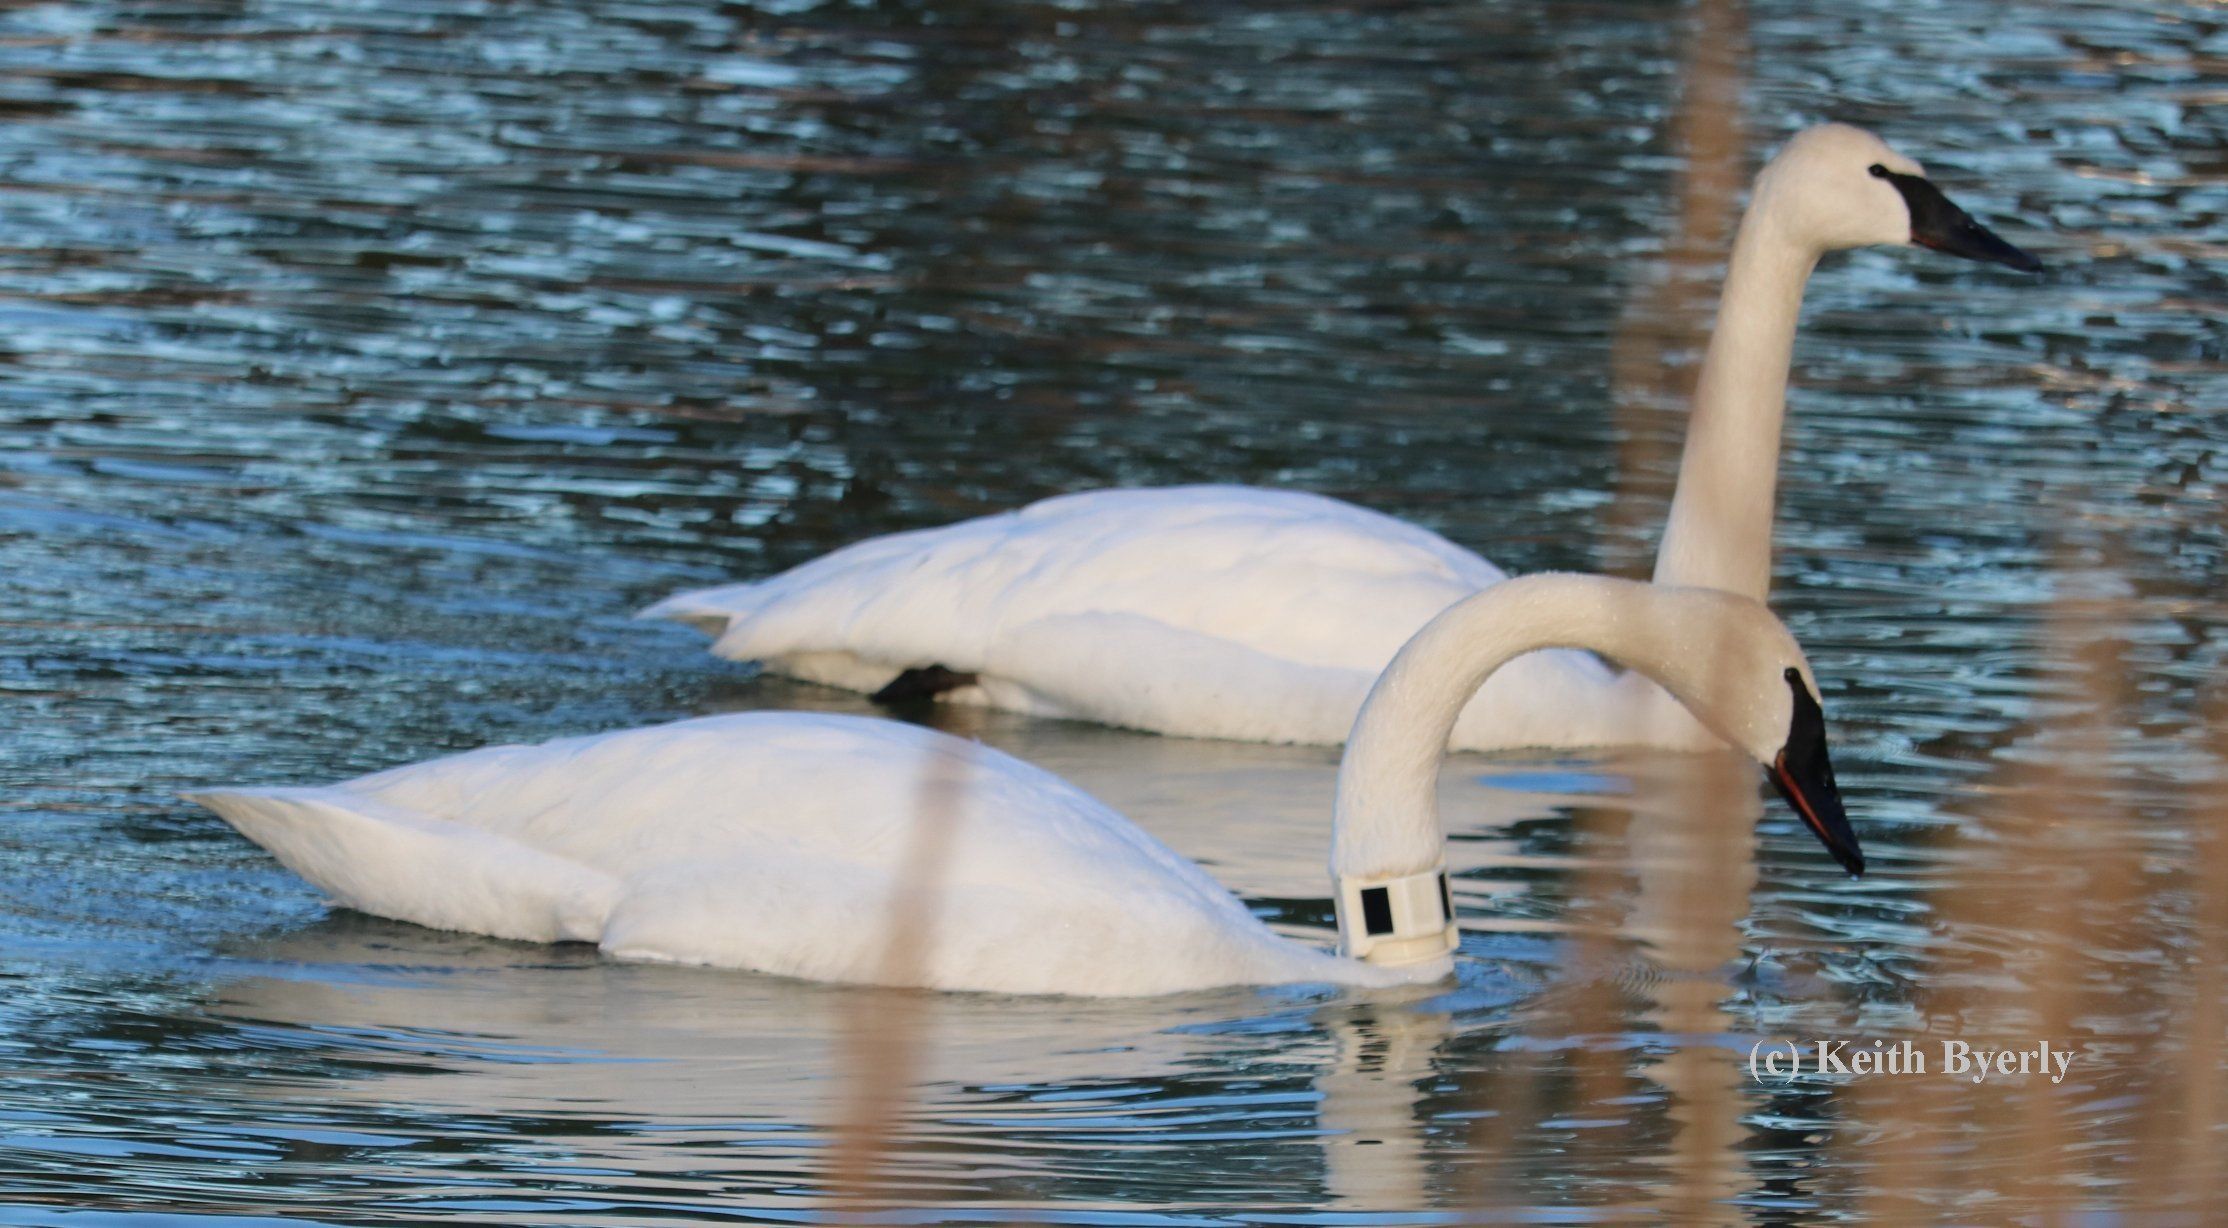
[1332,574,1724,883]
[1649,203,1820,601]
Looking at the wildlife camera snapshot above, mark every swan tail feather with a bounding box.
[636,582,763,638]
[188,787,622,944]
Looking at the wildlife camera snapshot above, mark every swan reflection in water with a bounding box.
[208,893,1469,1210]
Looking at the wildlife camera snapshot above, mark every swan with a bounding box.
[191,574,1861,997]
[643,124,2041,751]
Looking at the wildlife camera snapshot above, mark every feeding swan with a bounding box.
[644,124,2041,751]
[193,576,1861,997]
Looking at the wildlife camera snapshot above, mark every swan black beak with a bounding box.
[1767,669,1865,876]
[1875,166,2044,273]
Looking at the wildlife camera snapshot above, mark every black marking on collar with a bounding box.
[1436,872,1452,925]
[1360,886,1395,937]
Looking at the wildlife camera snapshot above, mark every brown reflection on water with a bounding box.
[828,736,974,1211]
[1603,0,1749,581]
[1628,754,1760,1225]
[1835,555,2221,1220]
[1442,0,1765,1175]
[1444,754,1765,1221]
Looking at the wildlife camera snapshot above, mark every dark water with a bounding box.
[2,0,2222,1222]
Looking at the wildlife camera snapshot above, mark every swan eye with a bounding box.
[1868,163,1890,179]
[1783,666,1802,683]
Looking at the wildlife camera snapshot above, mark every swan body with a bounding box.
[646,485,1673,751]
[197,575,1862,996]
[647,124,2038,751]
[193,712,1390,996]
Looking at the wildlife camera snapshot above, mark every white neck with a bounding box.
[1649,203,1821,601]
[1332,574,1745,889]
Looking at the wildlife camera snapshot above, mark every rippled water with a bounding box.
[2,0,2222,1221]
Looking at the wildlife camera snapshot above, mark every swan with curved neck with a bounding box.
[644,124,2040,753]
[193,575,1859,996]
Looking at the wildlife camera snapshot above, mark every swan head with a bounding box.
[1641,586,1865,877]
[1757,123,2042,272]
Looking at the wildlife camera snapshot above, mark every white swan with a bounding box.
[644,124,2040,751]
[191,575,1861,997]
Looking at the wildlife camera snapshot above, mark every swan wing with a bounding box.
[643,487,1504,671]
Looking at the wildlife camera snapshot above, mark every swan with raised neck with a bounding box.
[194,576,1858,994]
[1652,122,2043,601]
[642,123,2041,753]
